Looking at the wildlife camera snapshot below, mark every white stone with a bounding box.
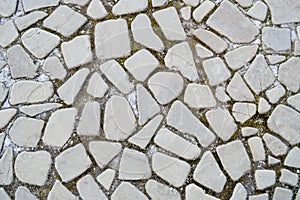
[63,0,89,6]
[153,7,186,41]
[0,0,17,17]
[215,86,231,103]
[294,40,300,56]
[87,0,107,19]
[55,143,91,182]
[266,84,285,104]
[20,103,62,117]
[95,19,131,60]
[77,174,107,200]
[86,72,108,98]
[96,169,115,190]
[15,187,38,200]
[249,194,269,200]
[232,102,256,123]
[230,183,247,200]
[0,83,8,106]
[298,26,300,40]
[148,72,183,105]
[284,147,300,168]
[263,133,288,156]
[77,101,100,136]
[9,81,53,105]
[186,184,219,200]
[61,35,92,69]
[192,0,215,23]
[262,27,291,54]
[273,187,293,200]
[113,0,147,15]
[183,0,198,6]
[57,68,90,105]
[9,117,44,147]
[104,95,136,140]
[15,151,51,186]
[287,93,300,112]
[227,73,254,101]
[0,147,13,185]
[234,0,252,7]
[146,179,181,200]
[241,127,258,137]
[0,108,17,129]
[193,151,226,193]
[48,180,78,200]
[111,182,148,200]
[165,42,198,81]
[255,170,275,190]
[15,11,48,31]
[0,188,10,200]
[42,108,77,147]
[89,141,122,168]
[267,55,286,65]
[151,0,167,7]
[184,84,216,109]
[247,1,268,21]
[42,56,67,80]
[43,5,87,37]
[278,57,300,92]
[248,137,265,161]
[216,140,250,181]
[152,152,191,187]
[202,57,231,86]
[258,97,271,114]
[0,20,18,48]
[180,6,191,20]
[167,101,216,147]
[0,133,5,153]
[268,155,280,166]
[195,43,213,59]
[125,49,160,82]
[22,0,59,12]
[279,169,298,186]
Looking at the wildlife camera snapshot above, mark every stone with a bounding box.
[22,0,59,12]
[278,57,300,92]
[215,86,231,103]
[15,186,38,200]
[255,170,276,190]
[287,93,300,111]
[266,84,285,104]
[119,148,151,180]
[184,84,216,109]
[180,6,191,20]
[193,29,228,54]
[232,103,256,123]
[248,137,265,161]
[89,141,122,168]
[165,42,198,81]
[43,5,87,37]
[267,105,300,145]
[249,194,268,200]
[244,54,275,95]
[230,183,247,200]
[192,0,215,23]
[284,147,300,168]
[294,40,300,56]
[207,0,259,43]
[183,0,198,6]
[9,81,54,105]
[48,180,78,200]
[20,103,62,117]
[15,151,51,186]
[0,108,17,129]
[7,45,37,78]
[262,133,288,156]
[100,60,133,94]
[186,184,219,200]
[262,27,291,54]
[87,0,107,19]
[57,68,90,105]
[202,57,231,86]
[0,83,8,106]
[234,0,252,7]
[267,55,286,64]
[77,174,107,200]
[21,28,60,59]
[258,98,271,114]
[124,49,160,82]
[96,169,115,190]
[0,188,10,200]
[206,108,237,141]
[42,56,67,80]
[241,127,258,137]
[0,147,13,185]
[227,73,255,101]
[87,72,108,98]
[0,20,18,48]
[0,0,17,17]
[146,180,181,200]
[61,35,92,69]
[216,140,250,181]
[279,169,298,186]
[111,182,148,200]
[195,43,213,59]
[224,45,258,70]
[153,7,186,41]
[9,117,44,147]
[151,0,167,7]
[193,151,226,193]
[77,101,100,136]
[104,95,136,140]
[63,0,89,6]
[152,152,191,187]
[15,11,48,31]
[55,143,91,182]
[273,187,293,200]
[42,108,77,147]
[95,19,131,60]
[148,72,184,105]
[247,1,268,21]
[112,0,147,15]
[0,133,5,153]
[268,155,280,166]
[167,101,216,147]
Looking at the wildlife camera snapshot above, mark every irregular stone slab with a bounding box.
[96,169,115,190]
[248,137,265,161]
[87,0,107,20]
[7,45,37,78]
[165,42,198,81]
[0,188,10,200]
[227,73,254,101]
[21,28,60,59]
[15,11,48,31]
[55,143,91,182]
[287,93,300,112]
[184,84,216,108]
[278,57,300,92]
[95,19,131,60]
[77,174,108,200]
[152,152,191,187]
[0,0,17,17]
[249,194,268,200]
[0,108,17,129]
[48,180,78,200]
[154,128,201,160]
[267,55,286,65]
[263,133,288,156]
[9,81,53,105]
[0,147,13,185]
[43,56,67,80]
[146,179,181,200]
[180,6,191,20]
[193,0,215,23]
[247,1,268,21]
[258,97,271,114]
[153,7,186,41]
[193,151,226,193]
[262,27,291,54]
[0,20,18,48]
[267,105,300,145]
[268,155,280,166]
[63,0,89,6]
[167,101,216,147]
[119,148,151,180]
[112,0,147,15]
[104,95,136,140]
[195,43,213,59]
[15,151,51,186]
[202,57,231,86]
[22,0,59,12]
[273,187,293,200]
[230,183,247,200]
[111,182,148,200]
[61,35,92,69]
[100,60,133,94]
[232,102,256,123]
[255,170,276,190]
[42,108,77,147]
[148,72,184,105]
[86,72,108,98]
[9,117,44,147]
[20,103,62,117]
[15,186,38,200]
[215,86,231,103]
[284,147,300,168]
[57,68,90,105]
[77,101,100,136]
[207,0,259,43]
[241,127,258,137]
[0,83,8,106]
[43,5,87,37]
[124,49,160,82]
[216,140,250,181]
[186,184,219,200]
[266,84,285,104]
[89,141,122,168]
[206,108,237,141]
[279,169,298,186]
[0,133,5,153]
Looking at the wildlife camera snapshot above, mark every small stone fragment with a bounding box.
[273,187,293,200]
[180,6,191,20]
[96,169,115,190]
[284,147,300,168]
[48,180,78,200]
[268,155,280,166]
[249,194,269,200]
[241,127,258,137]
[112,0,147,15]
[0,108,17,129]
[20,103,62,117]
[287,93,300,111]
[265,84,285,104]
[15,186,38,200]
[262,27,291,54]
[278,57,300,92]
[192,0,215,23]
[234,0,252,7]
[77,174,108,200]
[22,0,59,12]
[248,137,265,161]
[0,83,8,106]
[146,180,181,200]
[0,133,5,152]
[15,11,48,31]
[247,1,268,21]
[227,73,255,101]
[86,72,108,98]
[87,0,107,19]
[195,43,213,59]
[185,184,219,200]
[111,182,148,200]
[0,0,17,17]
[0,20,18,48]
[255,170,276,190]
[42,56,67,80]
[230,183,247,200]
[232,102,256,123]
[262,133,288,156]
[0,147,13,185]
[267,55,286,64]
[63,0,89,6]
[258,97,271,114]
[215,86,231,103]
[279,169,298,186]
[77,101,100,136]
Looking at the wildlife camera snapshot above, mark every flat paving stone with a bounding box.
[262,27,291,54]
[266,84,285,104]
[184,84,216,109]
[22,0,59,12]
[0,20,19,48]
[0,147,13,185]
[248,137,265,161]
[63,0,89,6]
[227,72,255,101]
[195,43,213,59]
[255,170,276,190]
[15,186,38,200]
[146,179,181,200]
[42,56,67,80]
[287,93,300,112]
[284,147,300,168]
[273,187,293,200]
[77,101,100,136]
[87,0,107,19]
[77,174,108,200]
[225,45,258,70]
[232,102,256,123]
[247,1,268,21]
[0,108,17,129]
[48,180,78,200]
[96,169,115,191]
[278,57,300,92]
[193,0,215,23]
[279,169,298,186]
[0,188,10,200]
[262,133,288,156]
[111,182,148,200]
[19,103,62,117]
[112,0,148,15]
[86,72,108,98]
[15,11,48,31]
[230,183,247,200]
[185,184,219,200]
[0,0,17,17]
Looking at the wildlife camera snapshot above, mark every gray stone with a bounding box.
[146,180,181,200]
[249,194,268,200]
[0,108,17,129]
[15,11,48,31]
[241,127,258,137]
[63,0,89,6]
[180,6,191,20]
[15,186,38,200]
[247,1,268,21]
[234,0,252,7]
[0,147,13,185]
[215,86,231,103]
[267,55,286,64]
[193,0,215,23]
[48,180,78,200]
[287,93,300,112]
[232,102,256,123]
[184,84,216,109]
[258,97,271,114]
[87,0,107,20]
[96,169,115,190]
[255,170,276,190]
[0,188,10,200]
[186,184,219,200]
[0,20,18,48]
[278,57,300,92]
[112,182,148,200]
[77,174,108,200]
[20,103,62,117]
[86,72,108,98]
[230,183,247,200]
[0,0,17,17]
[273,187,293,200]
[248,137,265,161]
[112,0,147,15]
[77,101,100,136]
[279,169,298,186]
[263,133,288,156]
[195,43,213,59]
[22,0,59,12]
[262,27,291,54]
[42,56,67,80]
[266,84,285,104]
[227,72,254,101]
[284,147,300,168]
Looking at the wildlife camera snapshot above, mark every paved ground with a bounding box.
[0,0,300,199]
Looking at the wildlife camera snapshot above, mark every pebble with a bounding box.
[0,188,10,200]
[111,182,148,200]
[15,186,38,200]
[77,101,100,136]
[42,56,67,80]
[247,1,268,21]
[262,133,288,156]
[255,170,276,190]
[267,55,286,64]
[87,0,107,19]
[0,147,13,185]
[96,169,115,190]
[258,97,271,114]
[0,108,17,129]
[0,20,18,48]
[180,6,191,20]
[279,169,298,186]
[287,93,300,111]
[232,102,256,123]
[151,0,167,7]
[63,0,89,6]
[241,127,258,137]
[195,43,213,59]
[15,11,48,31]
[230,183,247,200]
[77,174,108,200]
[22,0,59,12]
[248,137,265,161]
[227,72,255,101]
[86,72,108,98]
[192,0,215,23]
[284,147,300,168]
[20,103,62,117]
[0,0,17,17]
[146,179,181,200]
[249,194,268,200]
[273,187,293,200]
[278,57,300,92]
[48,180,78,200]
[265,84,285,104]
[262,27,291,54]
[112,0,148,15]
[185,184,219,200]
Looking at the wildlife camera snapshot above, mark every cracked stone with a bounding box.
[284,147,300,168]
[262,133,288,156]
[87,0,107,20]
[0,147,13,185]
[248,137,265,161]
[77,174,108,200]
[96,169,115,191]
[19,103,62,117]
[192,0,215,23]
[227,72,255,101]
[112,182,148,200]
[262,27,291,54]
[0,20,19,48]
[86,72,108,98]
[232,102,256,123]
[255,170,276,190]
[48,180,78,200]
[278,57,300,92]
[15,11,48,31]
[42,56,67,80]
[146,179,181,200]
[77,101,100,136]
[22,0,59,12]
